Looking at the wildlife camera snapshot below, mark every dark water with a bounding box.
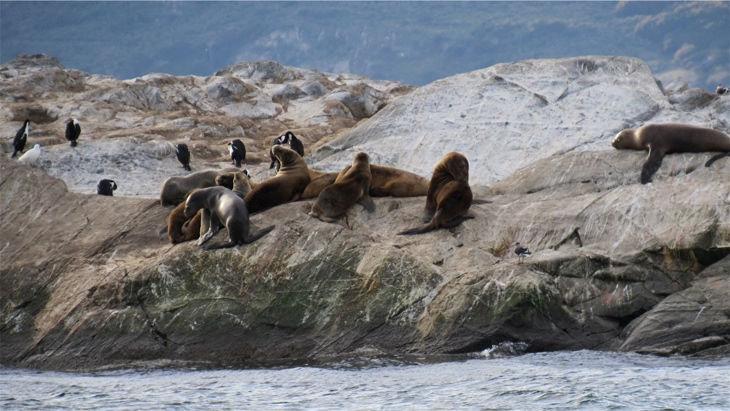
[2,350,730,409]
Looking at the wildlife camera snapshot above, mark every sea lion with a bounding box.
[245,145,311,213]
[301,171,338,199]
[612,124,730,183]
[310,152,375,222]
[166,201,202,244]
[184,186,274,249]
[269,131,305,171]
[160,169,235,206]
[216,170,255,198]
[398,152,473,235]
[312,164,429,198]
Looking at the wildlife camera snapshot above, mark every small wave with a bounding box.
[480,341,529,359]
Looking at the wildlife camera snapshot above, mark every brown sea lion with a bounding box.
[301,171,339,199]
[216,170,255,198]
[160,169,237,206]
[244,145,311,213]
[398,152,473,235]
[612,124,730,184]
[166,201,202,244]
[369,164,429,197]
[184,186,274,249]
[310,152,375,222]
[302,164,429,199]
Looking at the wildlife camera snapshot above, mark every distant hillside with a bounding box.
[1,2,729,88]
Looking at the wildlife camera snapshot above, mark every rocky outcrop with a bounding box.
[311,56,730,184]
[1,55,729,370]
[1,142,727,369]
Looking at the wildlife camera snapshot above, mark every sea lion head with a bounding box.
[183,189,202,218]
[354,152,369,163]
[272,145,301,168]
[444,152,469,183]
[612,129,636,149]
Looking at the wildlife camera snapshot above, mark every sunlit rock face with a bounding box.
[311,56,730,185]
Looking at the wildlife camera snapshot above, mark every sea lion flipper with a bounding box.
[358,195,376,212]
[640,145,664,184]
[705,152,730,167]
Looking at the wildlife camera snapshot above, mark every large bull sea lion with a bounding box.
[244,145,311,213]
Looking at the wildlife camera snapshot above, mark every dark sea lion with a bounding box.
[399,152,473,235]
[612,123,730,183]
[310,152,374,222]
[245,145,311,213]
[184,186,274,249]
[166,201,202,244]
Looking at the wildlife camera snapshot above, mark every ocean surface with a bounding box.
[2,349,730,410]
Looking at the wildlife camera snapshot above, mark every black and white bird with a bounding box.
[97,179,117,196]
[65,118,81,147]
[12,119,30,158]
[175,143,191,171]
[717,84,728,96]
[228,139,246,168]
[514,242,532,264]
[269,131,305,170]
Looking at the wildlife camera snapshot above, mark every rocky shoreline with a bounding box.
[1,55,729,370]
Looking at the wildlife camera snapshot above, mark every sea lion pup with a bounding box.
[184,186,275,249]
[310,152,375,222]
[398,152,473,235]
[65,118,81,147]
[160,169,227,206]
[269,131,305,171]
[166,201,202,244]
[245,145,311,213]
[612,123,730,183]
[215,170,255,198]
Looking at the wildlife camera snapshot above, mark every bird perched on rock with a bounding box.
[97,179,117,196]
[269,131,304,170]
[12,119,30,158]
[228,139,246,168]
[17,143,41,164]
[514,242,532,263]
[65,118,81,147]
[717,84,728,95]
[176,143,191,171]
